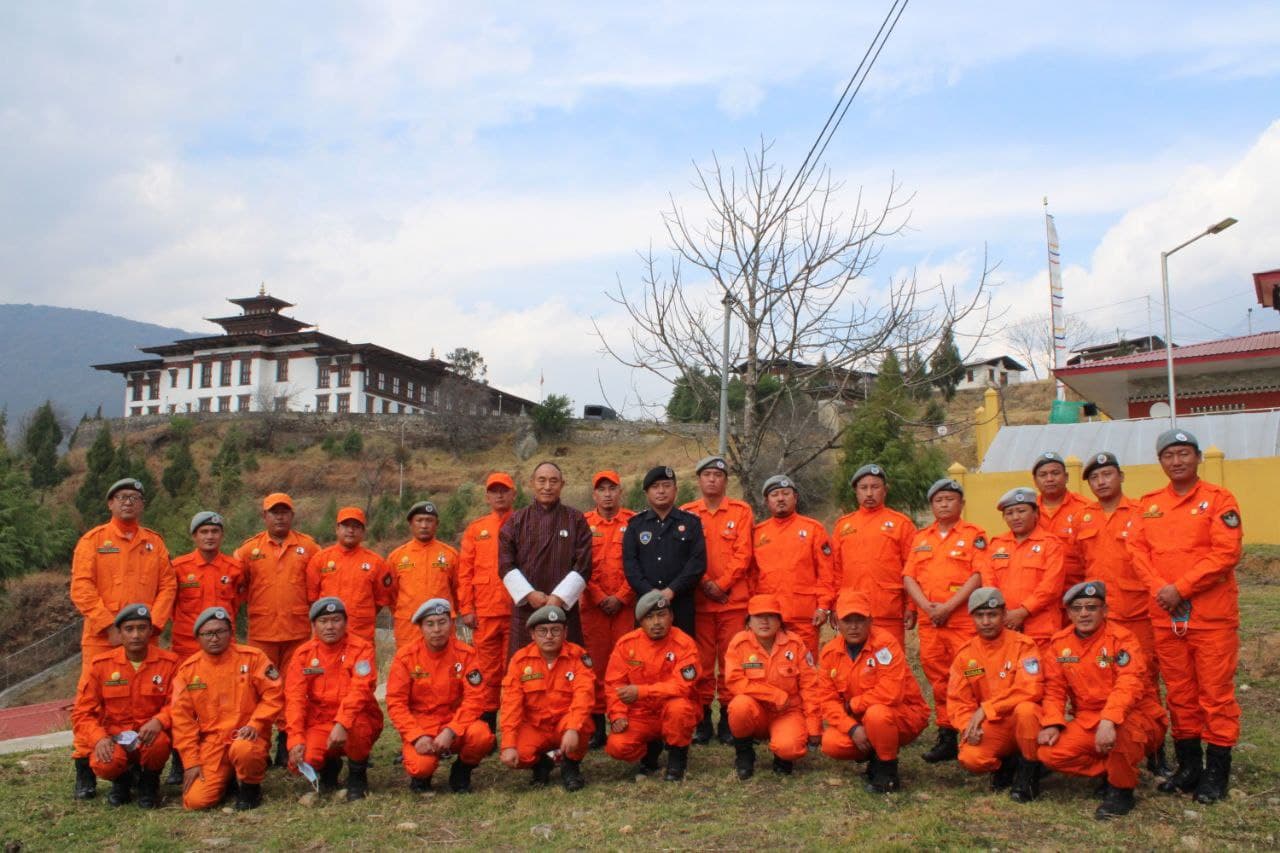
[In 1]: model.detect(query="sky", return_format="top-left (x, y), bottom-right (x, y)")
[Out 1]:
top-left (2, 1), bottom-right (1278, 414)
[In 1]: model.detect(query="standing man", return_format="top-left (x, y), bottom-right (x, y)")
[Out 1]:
top-left (831, 464), bottom-right (917, 646)
top-left (750, 475), bottom-right (836, 658)
top-left (235, 492), bottom-right (320, 767)
top-left (171, 512), bottom-right (244, 661)
top-left (623, 466), bottom-right (706, 637)
top-left (1126, 429), bottom-right (1243, 804)
top-left (982, 488), bottom-right (1065, 654)
top-left (458, 473), bottom-right (516, 731)
top-left (498, 462), bottom-right (593, 657)
top-left (1032, 451), bottom-right (1090, 597)
top-left (306, 506), bottom-right (394, 645)
top-left (581, 470), bottom-right (637, 748)
top-left (903, 478), bottom-right (986, 764)
top-left (387, 501), bottom-right (460, 648)
top-left (683, 455), bottom-right (754, 746)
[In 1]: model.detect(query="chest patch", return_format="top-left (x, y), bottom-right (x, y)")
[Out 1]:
top-left (639, 531), bottom-right (652, 545)
top-left (874, 647), bottom-right (893, 666)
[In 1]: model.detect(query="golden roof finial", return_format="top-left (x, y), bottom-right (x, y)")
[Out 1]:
top-left (259, 281), bottom-right (266, 296)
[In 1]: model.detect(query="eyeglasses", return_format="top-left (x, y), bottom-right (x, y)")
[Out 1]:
top-left (113, 495), bottom-right (143, 505)
top-left (197, 628), bottom-right (231, 639)
top-left (1068, 603), bottom-right (1102, 613)
top-left (532, 626), bottom-right (565, 638)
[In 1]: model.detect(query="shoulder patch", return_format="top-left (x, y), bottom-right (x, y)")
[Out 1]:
top-left (265, 665), bottom-right (280, 681)
top-left (1022, 658), bottom-right (1039, 675)
top-left (874, 647), bottom-right (893, 665)
top-left (1220, 510), bottom-right (1241, 529)
top-left (680, 664), bottom-right (696, 681)
top-left (581, 654), bottom-right (593, 669)
top-left (821, 543), bottom-right (832, 556)
top-left (466, 668), bottom-right (483, 686)
top-left (354, 660), bottom-right (372, 677)
top-left (974, 536), bottom-right (986, 550)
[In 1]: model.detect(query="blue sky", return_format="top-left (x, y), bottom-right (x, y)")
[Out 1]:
top-left (2, 2), bottom-right (1278, 411)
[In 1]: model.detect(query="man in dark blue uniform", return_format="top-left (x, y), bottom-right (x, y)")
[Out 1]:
top-left (623, 466), bottom-right (707, 635)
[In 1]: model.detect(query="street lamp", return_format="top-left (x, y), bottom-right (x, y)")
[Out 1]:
top-left (1159, 217), bottom-right (1237, 428)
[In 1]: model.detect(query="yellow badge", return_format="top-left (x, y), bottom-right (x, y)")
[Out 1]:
top-left (327, 561), bottom-right (336, 569)
top-left (829, 668), bottom-right (838, 678)
top-left (191, 675), bottom-right (201, 683)
top-left (103, 540), bottom-right (112, 547)
top-left (524, 665), bottom-right (533, 675)
top-left (110, 671), bottom-right (120, 681)
top-left (478, 529), bottom-right (490, 539)
top-left (1149, 504), bottom-right (1159, 513)
top-left (748, 655), bottom-right (758, 663)
top-left (187, 573), bottom-right (196, 581)
top-left (400, 557), bottom-right (412, 566)
top-left (251, 547), bottom-right (261, 556)
top-left (1082, 514), bottom-right (1092, 522)
top-left (1060, 647), bottom-right (1071, 657)
top-left (310, 658), bottom-right (320, 667)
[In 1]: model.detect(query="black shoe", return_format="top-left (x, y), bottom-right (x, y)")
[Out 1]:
top-left (480, 710), bottom-right (498, 735)
top-left (1095, 785), bottom-right (1136, 819)
top-left (734, 738), bottom-right (756, 781)
top-left (561, 758), bottom-right (585, 792)
top-left (74, 757), bottom-right (97, 800)
top-left (865, 757), bottom-right (900, 793)
top-left (345, 760), bottom-right (369, 801)
top-left (449, 760), bottom-right (476, 793)
top-left (318, 757), bottom-right (343, 795)
top-left (218, 777), bottom-right (239, 807)
top-left (107, 768), bottom-right (135, 806)
top-left (1009, 757), bottom-right (1041, 804)
top-left (233, 781), bottom-right (262, 811)
top-left (771, 756), bottom-right (793, 776)
top-left (530, 756), bottom-right (554, 786)
top-left (1193, 745), bottom-right (1232, 805)
top-left (1158, 738), bottom-right (1203, 794)
top-left (865, 754), bottom-right (879, 779)
top-left (693, 706), bottom-right (714, 745)
top-left (922, 727), bottom-right (959, 763)
top-left (1147, 739), bottom-right (1173, 778)
top-left (716, 707), bottom-right (734, 745)
top-left (588, 714), bottom-right (607, 750)
top-left (991, 754), bottom-right (1017, 791)
top-left (1094, 775), bottom-right (1111, 799)
top-left (136, 769), bottom-right (161, 809)
top-left (638, 740), bottom-right (663, 774)
top-left (664, 745), bottom-right (688, 782)
top-left (272, 730), bottom-right (288, 769)
top-left (409, 776), bottom-right (432, 792)
top-left (164, 750), bottom-right (184, 786)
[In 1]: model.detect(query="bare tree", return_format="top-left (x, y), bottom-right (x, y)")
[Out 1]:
top-left (598, 140), bottom-right (996, 508)
top-left (1004, 313), bottom-right (1104, 380)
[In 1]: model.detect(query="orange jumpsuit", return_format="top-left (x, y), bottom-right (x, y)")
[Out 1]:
top-left (981, 528), bottom-right (1065, 653)
top-left (724, 629), bottom-right (822, 760)
top-left (1037, 490), bottom-right (1091, 596)
top-left (305, 544), bottom-right (393, 644)
top-left (283, 634), bottom-right (383, 768)
top-left (1037, 621), bottom-right (1152, 788)
top-left (384, 636), bottom-right (494, 779)
top-left (946, 629), bottom-right (1044, 773)
top-left (683, 497), bottom-right (755, 709)
top-left (386, 537), bottom-right (460, 648)
top-left (170, 550), bottom-right (245, 660)
top-left (170, 644), bottom-right (284, 810)
top-left (581, 508), bottom-right (637, 715)
top-left (457, 510), bottom-right (514, 712)
top-left (603, 626), bottom-right (701, 761)
top-left (903, 520), bottom-right (986, 728)
top-left (831, 506), bottom-right (917, 645)
top-left (1126, 480), bottom-right (1243, 747)
top-left (815, 627), bottom-right (930, 762)
top-left (750, 514), bottom-right (836, 657)
top-left (499, 641), bottom-right (596, 767)
top-left (72, 645), bottom-right (179, 778)
top-left (70, 521), bottom-right (175, 670)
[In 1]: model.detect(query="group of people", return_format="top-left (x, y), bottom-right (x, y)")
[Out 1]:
top-left (67, 426), bottom-right (1243, 821)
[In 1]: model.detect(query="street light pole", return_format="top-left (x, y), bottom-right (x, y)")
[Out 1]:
top-left (1159, 217), bottom-right (1237, 428)
top-left (719, 293), bottom-right (733, 457)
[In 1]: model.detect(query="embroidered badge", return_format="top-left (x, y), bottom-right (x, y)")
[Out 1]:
top-left (466, 669), bottom-right (483, 685)
top-left (874, 647), bottom-right (893, 665)
top-left (974, 536), bottom-right (986, 550)
top-left (265, 665), bottom-right (280, 680)
top-left (681, 665), bottom-right (696, 681)
top-left (1023, 658), bottom-right (1039, 674)
top-left (1221, 510), bottom-right (1241, 529)
top-left (639, 531), bottom-right (653, 545)
top-left (581, 654), bottom-right (593, 669)
top-left (354, 660), bottom-right (372, 676)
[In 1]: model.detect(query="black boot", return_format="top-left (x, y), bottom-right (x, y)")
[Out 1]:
top-left (409, 776), bottom-right (432, 792)
top-left (1093, 775), bottom-right (1111, 798)
top-left (74, 757), bottom-right (97, 800)
top-left (449, 759), bottom-right (476, 793)
top-left (1009, 757), bottom-right (1041, 804)
top-left (734, 738), bottom-right (756, 780)
top-left (1147, 738), bottom-right (1173, 778)
top-left (771, 756), bottom-right (793, 776)
top-left (1193, 745), bottom-right (1232, 804)
top-left (164, 750), bottom-right (184, 786)
top-left (638, 740), bottom-right (663, 774)
top-left (272, 730), bottom-right (288, 768)
top-left (716, 706), bottom-right (734, 745)
top-left (561, 758), bottom-right (586, 792)
top-left (664, 745), bottom-right (688, 782)
top-left (991, 754), bottom-right (1017, 791)
top-left (345, 760), bottom-right (369, 801)
top-left (1095, 785), bottom-right (1136, 819)
top-left (480, 710), bottom-right (498, 735)
top-left (136, 769), bottom-right (161, 809)
top-left (865, 757), bottom-right (900, 793)
top-left (588, 714), bottom-right (607, 750)
top-left (530, 755), bottom-right (554, 786)
top-left (107, 767), bottom-right (135, 806)
top-left (921, 727), bottom-right (958, 763)
top-left (219, 776), bottom-right (239, 807)
top-left (692, 705), bottom-right (714, 745)
top-left (318, 757), bottom-right (342, 794)
top-left (1158, 737), bottom-right (1203, 794)
top-left (234, 781), bottom-right (262, 810)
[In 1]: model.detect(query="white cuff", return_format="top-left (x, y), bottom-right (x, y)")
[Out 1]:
top-left (551, 571), bottom-right (586, 609)
top-left (503, 569), bottom-right (535, 606)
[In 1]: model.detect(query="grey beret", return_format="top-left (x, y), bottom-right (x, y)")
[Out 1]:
top-left (411, 598), bottom-right (452, 624)
top-left (927, 478), bottom-right (964, 501)
top-left (193, 606), bottom-right (233, 637)
top-left (189, 511), bottom-right (224, 534)
top-left (406, 501), bottom-right (438, 520)
top-left (997, 487), bottom-right (1038, 511)
top-left (1063, 580), bottom-right (1106, 606)
top-left (967, 587), bottom-right (1005, 614)
top-left (1156, 428), bottom-right (1199, 455)
top-left (634, 589), bottom-right (670, 622)
top-left (1031, 451), bottom-right (1066, 474)
top-left (1082, 451), bottom-right (1121, 480)
top-left (761, 475), bottom-right (796, 498)
top-left (113, 603), bottom-right (152, 627)
top-left (526, 605), bottom-right (567, 630)
top-left (850, 463), bottom-right (887, 488)
top-left (643, 466), bottom-right (676, 490)
top-left (309, 596), bottom-right (346, 621)
top-left (695, 455), bottom-right (728, 475)
top-left (106, 478), bottom-right (144, 500)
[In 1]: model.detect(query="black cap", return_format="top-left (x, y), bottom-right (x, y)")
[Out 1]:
top-left (1082, 452), bottom-right (1121, 480)
top-left (643, 466), bottom-right (676, 490)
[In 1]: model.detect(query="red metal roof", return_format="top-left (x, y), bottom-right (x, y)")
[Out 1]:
top-left (0, 699), bottom-right (72, 740)
top-left (1056, 331), bottom-right (1280, 374)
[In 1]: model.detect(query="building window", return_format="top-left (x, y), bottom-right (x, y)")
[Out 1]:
top-left (167, 404), bottom-right (176, 414)
top-left (274, 396), bottom-right (289, 412)
top-left (185, 402), bottom-right (192, 413)
top-left (316, 395), bottom-right (330, 413)
top-left (239, 359), bottom-right (251, 385)
top-left (130, 406), bottom-right (141, 417)
top-left (381, 399), bottom-right (390, 413)
top-left (377, 372), bottom-right (385, 390)
top-left (365, 396), bottom-right (373, 412)
top-left (219, 360), bottom-right (232, 387)
top-left (130, 378), bottom-right (143, 402)
top-left (317, 366), bottom-right (330, 389)
top-left (392, 377), bottom-right (400, 396)
top-left (276, 359), bottom-right (289, 382)
top-left (237, 394), bottom-right (251, 412)
top-left (420, 385), bottom-right (427, 403)
top-left (987, 368), bottom-right (995, 381)
top-left (148, 406), bottom-right (160, 415)
top-left (200, 363), bottom-right (212, 388)
top-left (336, 393), bottom-right (350, 413)
top-left (338, 365), bottom-right (351, 387)
top-left (198, 397), bottom-right (212, 412)
top-left (1000, 372), bottom-right (1009, 387)
top-left (407, 380), bottom-right (415, 399)
top-left (148, 374), bottom-right (160, 400)
top-left (169, 369), bottom-right (178, 388)
top-left (397, 403), bottom-right (405, 414)
top-left (217, 396), bottom-right (231, 412)
top-left (433, 388), bottom-right (440, 406)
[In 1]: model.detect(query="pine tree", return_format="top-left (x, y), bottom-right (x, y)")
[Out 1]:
top-left (929, 325), bottom-right (964, 402)
top-left (75, 424), bottom-right (117, 525)
top-left (24, 402), bottom-right (66, 490)
top-left (162, 438), bottom-right (199, 498)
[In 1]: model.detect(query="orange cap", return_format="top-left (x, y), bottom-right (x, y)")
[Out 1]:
top-left (262, 492), bottom-right (293, 511)
top-left (336, 506), bottom-right (366, 526)
top-left (592, 470), bottom-right (621, 487)
top-left (835, 589), bottom-right (873, 620)
top-left (485, 472), bottom-right (515, 491)
top-left (747, 594), bottom-right (784, 617)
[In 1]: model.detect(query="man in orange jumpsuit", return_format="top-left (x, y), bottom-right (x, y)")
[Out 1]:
top-left (458, 472), bottom-right (516, 730)
top-left (831, 464), bottom-right (917, 646)
top-left (945, 587), bottom-right (1044, 802)
top-left (683, 455), bottom-right (754, 745)
top-left (725, 594), bottom-right (822, 780)
top-left (171, 512), bottom-right (244, 661)
top-left (306, 506), bottom-right (393, 644)
top-left (284, 597), bottom-right (382, 801)
top-left (385, 598), bottom-right (494, 793)
top-left (902, 477), bottom-right (986, 764)
top-left (70, 477), bottom-right (175, 799)
top-left (1036, 581), bottom-right (1153, 819)
top-left (1126, 428), bottom-right (1243, 804)
top-left (581, 470), bottom-right (636, 748)
top-left (1075, 451), bottom-right (1171, 777)
top-left (982, 488), bottom-right (1065, 653)
top-left (1032, 451), bottom-right (1090, 597)
top-left (171, 606), bottom-right (284, 811)
top-left (387, 501), bottom-right (460, 648)
top-left (603, 590), bottom-right (701, 781)
top-left (750, 475), bottom-right (835, 658)
top-left (71, 603), bottom-right (179, 808)
top-left (815, 590), bottom-right (930, 793)
top-left (234, 492), bottom-right (320, 767)
top-left (499, 605), bottom-right (596, 791)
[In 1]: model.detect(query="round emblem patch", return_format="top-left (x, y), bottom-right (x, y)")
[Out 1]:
top-left (354, 660), bottom-right (372, 676)
top-left (874, 647), bottom-right (893, 665)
